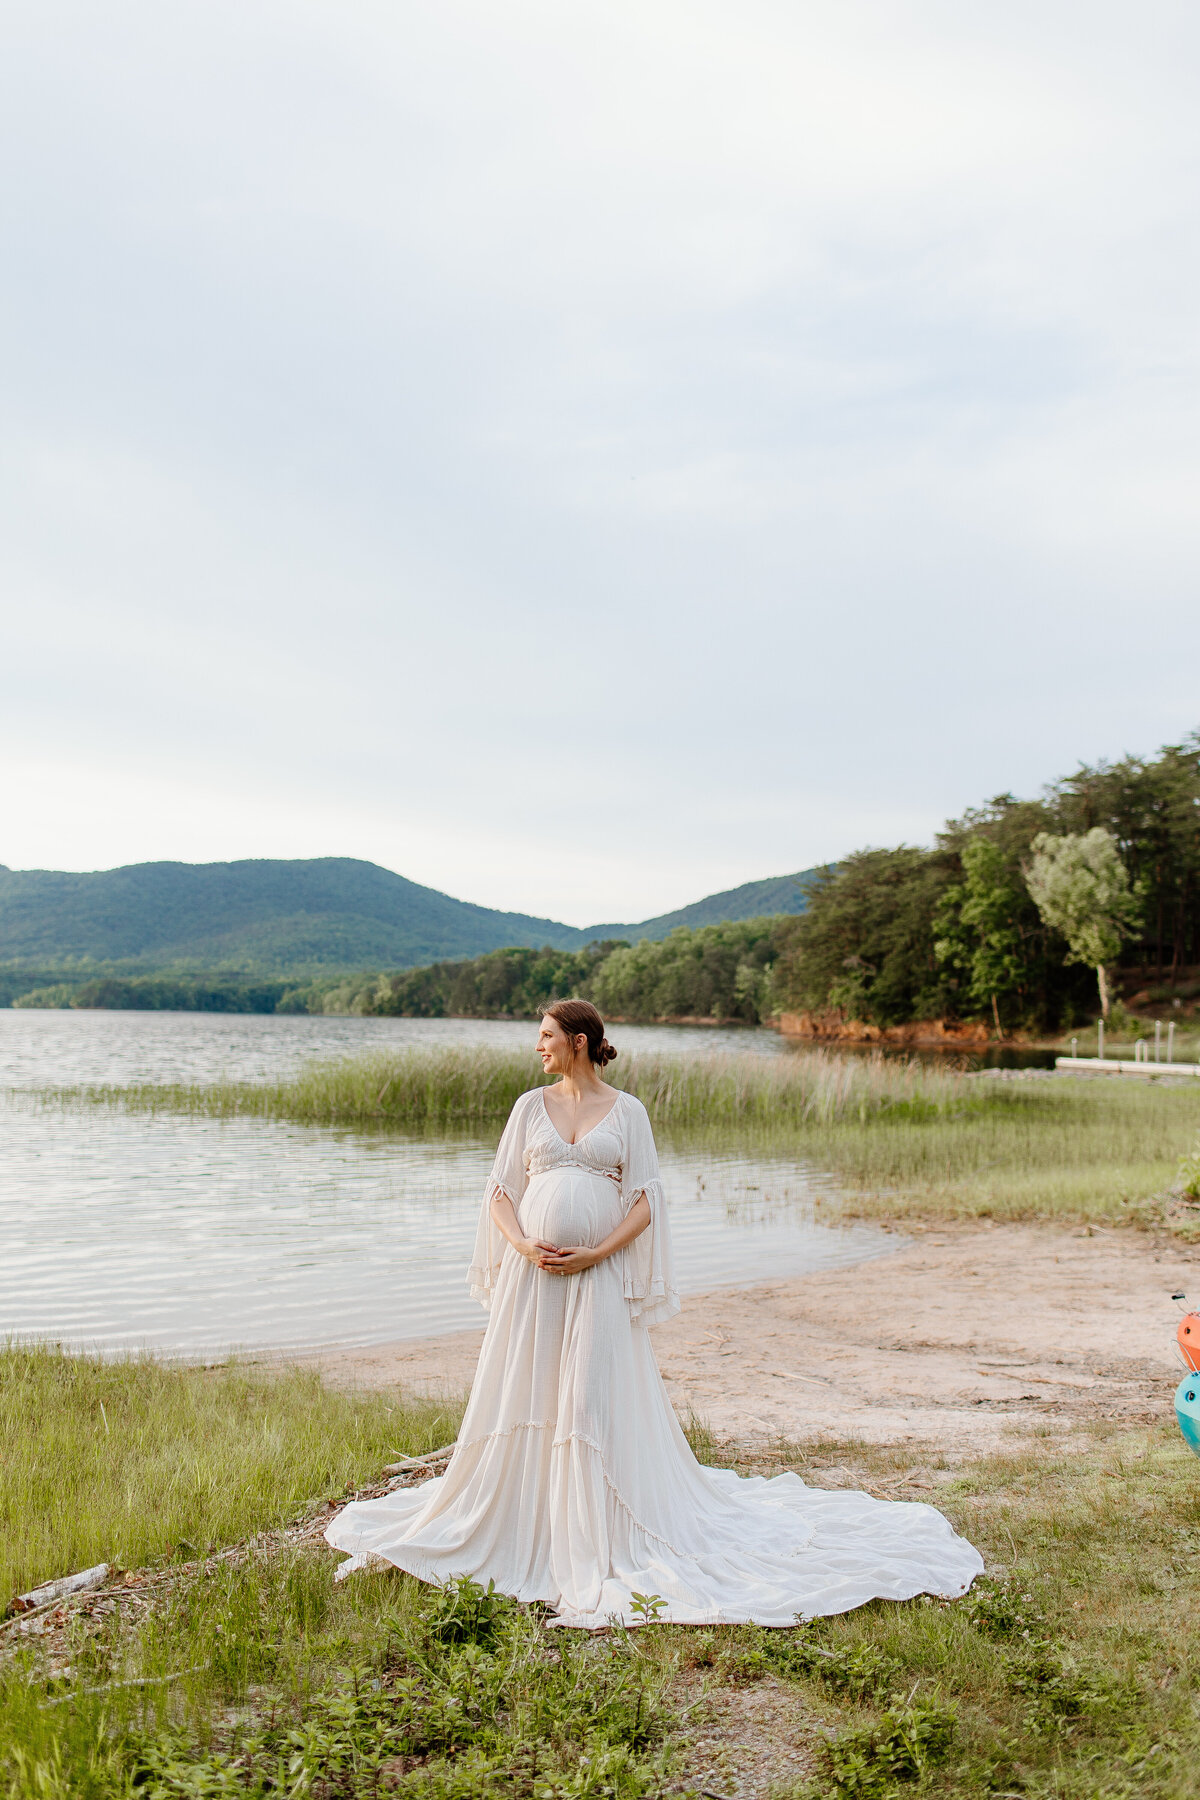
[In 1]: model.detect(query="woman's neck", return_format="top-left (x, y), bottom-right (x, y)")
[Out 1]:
top-left (557, 1064), bottom-right (605, 1101)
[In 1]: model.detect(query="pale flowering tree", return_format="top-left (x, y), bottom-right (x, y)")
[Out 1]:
top-left (1024, 828), bottom-right (1141, 1020)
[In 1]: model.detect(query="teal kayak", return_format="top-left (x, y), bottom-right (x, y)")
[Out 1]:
top-left (1176, 1372), bottom-right (1200, 1457)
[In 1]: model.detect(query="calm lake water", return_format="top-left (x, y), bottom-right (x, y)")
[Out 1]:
top-left (0, 1011), bottom-right (899, 1356)
top-left (0, 1009), bottom-right (794, 1090)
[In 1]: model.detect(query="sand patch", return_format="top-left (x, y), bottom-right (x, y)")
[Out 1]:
top-left (297, 1223), bottom-right (1197, 1457)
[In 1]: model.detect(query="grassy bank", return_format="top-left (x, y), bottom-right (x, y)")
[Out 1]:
top-left (795, 1074), bottom-right (1200, 1224)
top-left (0, 1346), bottom-right (460, 1603)
top-left (5, 1346), bottom-right (1200, 1796)
top-left (74, 1045), bottom-right (1200, 1226)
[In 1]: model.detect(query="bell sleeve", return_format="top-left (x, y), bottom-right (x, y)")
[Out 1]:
top-left (620, 1096), bottom-right (680, 1329)
top-left (468, 1089), bottom-right (534, 1309)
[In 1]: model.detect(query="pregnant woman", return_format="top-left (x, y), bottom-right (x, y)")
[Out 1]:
top-left (326, 1001), bottom-right (983, 1627)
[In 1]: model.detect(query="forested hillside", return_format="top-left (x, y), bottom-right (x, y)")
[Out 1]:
top-left (317, 733), bottom-right (1200, 1034)
top-left (0, 857), bottom-right (815, 980)
top-left (7, 737), bottom-right (1195, 1030)
top-left (582, 871), bottom-right (816, 940)
top-left (0, 859), bottom-right (583, 971)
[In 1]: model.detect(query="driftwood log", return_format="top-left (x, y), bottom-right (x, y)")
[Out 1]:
top-left (12, 1563), bottom-right (109, 1615)
top-left (382, 1443), bottom-right (457, 1479)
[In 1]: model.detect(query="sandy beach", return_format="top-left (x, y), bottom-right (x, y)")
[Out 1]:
top-left (302, 1221), bottom-right (1197, 1458)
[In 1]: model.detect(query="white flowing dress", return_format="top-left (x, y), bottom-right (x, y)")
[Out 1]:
top-left (325, 1087), bottom-right (983, 1627)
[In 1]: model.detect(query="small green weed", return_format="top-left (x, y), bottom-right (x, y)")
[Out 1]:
top-left (1177, 1136), bottom-right (1200, 1198)
top-left (423, 1574), bottom-right (510, 1651)
top-left (1004, 1641), bottom-right (1126, 1735)
top-left (766, 1631), bottom-right (901, 1702)
top-left (808, 1696), bottom-right (957, 1797)
top-left (961, 1576), bottom-right (1048, 1641)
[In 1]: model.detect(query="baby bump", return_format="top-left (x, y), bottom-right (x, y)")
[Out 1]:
top-left (521, 1168), bottom-right (623, 1246)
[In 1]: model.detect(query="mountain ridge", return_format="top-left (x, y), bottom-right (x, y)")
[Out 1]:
top-left (0, 856), bottom-right (819, 975)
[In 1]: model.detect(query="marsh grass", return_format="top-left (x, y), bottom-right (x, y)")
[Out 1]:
top-left (71, 1044), bottom-right (967, 1132)
top-left (0, 1344), bottom-right (460, 1601)
top-left (788, 1073), bottom-right (1200, 1223)
top-left (76, 1045), bottom-right (1200, 1226)
top-left (6, 1371), bottom-right (1200, 1797)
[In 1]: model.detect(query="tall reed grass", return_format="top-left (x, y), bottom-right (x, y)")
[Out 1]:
top-left (799, 1076), bottom-right (1200, 1221)
top-left (77, 1044), bottom-right (968, 1131)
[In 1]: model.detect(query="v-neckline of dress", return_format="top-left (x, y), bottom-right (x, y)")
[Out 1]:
top-left (540, 1086), bottom-right (622, 1149)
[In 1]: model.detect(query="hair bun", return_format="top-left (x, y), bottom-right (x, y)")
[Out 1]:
top-left (542, 999), bottom-right (615, 1068)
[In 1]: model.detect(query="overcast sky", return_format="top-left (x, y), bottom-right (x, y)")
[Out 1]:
top-left (3, 2), bottom-right (1199, 926)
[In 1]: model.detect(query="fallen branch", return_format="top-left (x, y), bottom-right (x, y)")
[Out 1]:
top-left (12, 1564), bottom-right (109, 1614)
top-left (382, 1442), bottom-right (457, 1477)
top-left (42, 1664), bottom-right (208, 1707)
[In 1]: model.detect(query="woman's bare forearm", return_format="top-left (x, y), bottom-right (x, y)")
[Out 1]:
top-left (489, 1189), bottom-right (539, 1259)
top-left (594, 1191), bottom-right (651, 1260)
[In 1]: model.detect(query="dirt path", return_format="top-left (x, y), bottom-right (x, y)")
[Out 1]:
top-left (301, 1222), bottom-right (1198, 1457)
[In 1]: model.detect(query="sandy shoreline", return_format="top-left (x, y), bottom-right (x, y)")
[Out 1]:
top-left (295, 1222), bottom-right (1197, 1457)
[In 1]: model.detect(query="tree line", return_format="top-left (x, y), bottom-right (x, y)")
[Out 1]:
top-left (361, 922), bottom-right (782, 1024)
top-left (9, 974), bottom-right (303, 1013)
top-left (773, 732), bottom-right (1200, 1032)
top-left (4, 924), bottom-right (788, 1024)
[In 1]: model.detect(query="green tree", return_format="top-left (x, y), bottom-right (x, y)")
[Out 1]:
top-left (933, 837), bottom-right (1031, 1035)
top-left (1051, 733), bottom-right (1200, 981)
top-left (588, 920), bottom-right (779, 1023)
top-left (1024, 828), bottom-right (1141, 1019)
top-left (770, 849), bottom-right (957, 1027)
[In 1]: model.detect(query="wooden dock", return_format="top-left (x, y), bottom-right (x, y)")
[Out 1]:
top-left (1055, 1055), bottom-right (1200, 1077)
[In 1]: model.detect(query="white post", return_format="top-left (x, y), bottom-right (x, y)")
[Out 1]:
top-left (1169, 1021), bottom-right (1176, 1064)
top-left (1155, 1020), bottom-right (1162, 1063)
top-left (1071, 1037), bottom-right (1078, 1060)
top-left (1098, 1019), bottom-right (1104, 1062)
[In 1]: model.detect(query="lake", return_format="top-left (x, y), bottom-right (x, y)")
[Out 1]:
top-left (0, 1010), bottom-right (899, 1356)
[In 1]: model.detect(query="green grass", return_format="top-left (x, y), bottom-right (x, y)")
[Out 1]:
top-left (2, 1557), bottom-right (679, 1799)
top-left (72, 1045), bottom-right (1200, 1226)
top-left (5, 1349), bottom-right (1200, 1798)
top-left (69, 1044), bottom-right (966, 1131)
top-left (668, 1423), bottom-right (1200, 1797)
top-left (792, 1073), bottom-right (1200, 1223)
top-left (0, 1345), bottom-right (460, 1602)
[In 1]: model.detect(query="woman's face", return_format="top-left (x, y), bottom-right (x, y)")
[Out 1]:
top-left (537, 1015), bottom-right (584, 1075)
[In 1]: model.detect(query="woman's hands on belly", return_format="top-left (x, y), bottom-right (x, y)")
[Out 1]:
top-left (536, 1192), bottom-right (653, 1278)
top-left (489, 1188), bottom-right (574, 1271)
top-left (537, 1242), bottom-right (600, 1275)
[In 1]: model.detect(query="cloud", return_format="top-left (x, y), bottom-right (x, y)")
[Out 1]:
top-left (2, 0), bottom-right (1198, 922)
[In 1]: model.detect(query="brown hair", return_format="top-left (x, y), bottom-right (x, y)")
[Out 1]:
top-left (542, 998), bottom-right (618, 1067)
